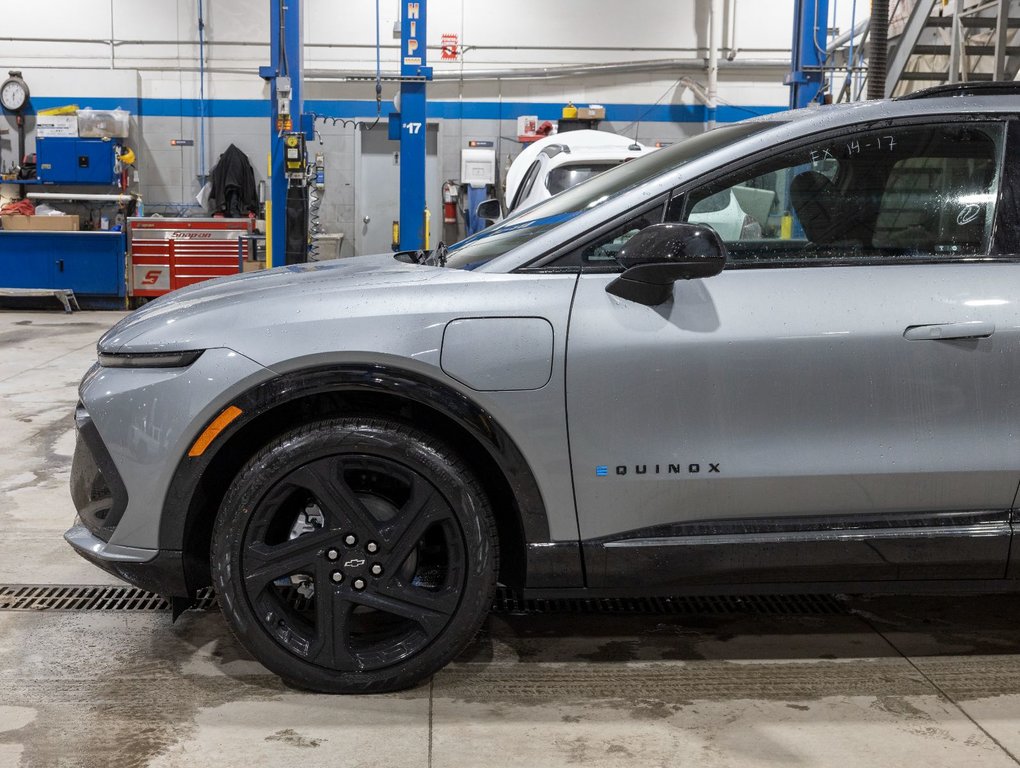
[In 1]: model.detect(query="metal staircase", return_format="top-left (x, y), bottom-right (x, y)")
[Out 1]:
top-left (886, 0), bottom-right (1020, 96)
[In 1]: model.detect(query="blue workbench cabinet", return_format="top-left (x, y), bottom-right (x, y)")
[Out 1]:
top-left (0, 231), bottom-right (126, 300)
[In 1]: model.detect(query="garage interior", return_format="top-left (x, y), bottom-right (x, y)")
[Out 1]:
top-left (5, 1), bottom-right (1020, 766)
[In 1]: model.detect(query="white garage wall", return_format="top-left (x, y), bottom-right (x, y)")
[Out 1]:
top-left (0, 0), bottom-right (863, 252)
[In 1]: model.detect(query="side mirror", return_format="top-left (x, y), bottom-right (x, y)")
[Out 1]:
top-left (606, 222), bottom-right (726, 306)
top-left (475, 198), bottom-right (501, 223)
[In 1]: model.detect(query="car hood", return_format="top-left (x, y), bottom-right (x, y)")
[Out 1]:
top-left (99, 253), bottom-right (475, 356)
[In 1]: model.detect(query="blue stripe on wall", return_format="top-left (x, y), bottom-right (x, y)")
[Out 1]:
top-left (30, 97), bottom-right (272, 118)
top-left (30, 97), bottom-right (787, 123)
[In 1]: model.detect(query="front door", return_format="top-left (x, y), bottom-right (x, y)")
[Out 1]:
top-left (565, 118), bottom-right (1020, 589)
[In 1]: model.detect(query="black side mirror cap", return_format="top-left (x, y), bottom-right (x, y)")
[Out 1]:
top-left (606, 222), bottom-right (726, 306)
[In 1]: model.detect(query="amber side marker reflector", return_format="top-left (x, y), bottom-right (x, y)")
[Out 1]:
top-left (188, 406), bottom-right (243, 457)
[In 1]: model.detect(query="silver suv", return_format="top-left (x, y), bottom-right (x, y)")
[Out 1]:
top-left (67, 83), bottom-right (1020, 693)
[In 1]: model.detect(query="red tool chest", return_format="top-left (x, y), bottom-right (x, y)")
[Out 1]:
top-left (128, 217), bottom-right (253, 298)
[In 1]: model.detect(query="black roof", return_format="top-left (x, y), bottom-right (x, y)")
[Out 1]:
top-left (897, 81), bottom-right (1020, 100)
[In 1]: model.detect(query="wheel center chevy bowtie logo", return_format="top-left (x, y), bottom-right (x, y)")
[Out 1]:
top-left (344, 558), bottom-right (365, 568)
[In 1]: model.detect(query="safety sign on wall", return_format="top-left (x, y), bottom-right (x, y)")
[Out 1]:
top-left (441, 33), bottom-right (459, 60)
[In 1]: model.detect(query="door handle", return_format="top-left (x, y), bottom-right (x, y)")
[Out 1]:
top-left (57, 259), bottom-right (64, 273)
top-left (903, 321), bottom-right (995, 341)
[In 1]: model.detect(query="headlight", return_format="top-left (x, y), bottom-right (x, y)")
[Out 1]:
top-left (97, 350), bottom-right (204, 368)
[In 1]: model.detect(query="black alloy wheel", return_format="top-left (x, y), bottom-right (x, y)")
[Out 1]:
top-left (211, 417), bottom-right (498, 693)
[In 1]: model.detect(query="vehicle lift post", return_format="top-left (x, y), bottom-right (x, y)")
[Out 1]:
top-left (261, 0), bottom-right (313, 267)
top-left (786, 0), bottom-right (830, 109)
top-left (389, 0), bottom-right (433, 251)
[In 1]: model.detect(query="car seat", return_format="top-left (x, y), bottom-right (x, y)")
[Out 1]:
top-left (789, 170), bottom-right (851, 246)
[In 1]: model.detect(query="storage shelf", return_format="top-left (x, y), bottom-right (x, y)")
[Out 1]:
top-left (1, 179), bottom-right (120, 187)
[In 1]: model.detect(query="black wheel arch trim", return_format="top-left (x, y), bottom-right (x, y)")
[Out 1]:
top-left (160, 362), bottom-right (579, 593)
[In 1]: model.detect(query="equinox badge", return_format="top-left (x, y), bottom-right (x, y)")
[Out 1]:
top-left (596, 463), bottom-right (721, 476)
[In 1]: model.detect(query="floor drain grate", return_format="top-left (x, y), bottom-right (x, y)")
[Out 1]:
top-left (0, 584), bottom-right (217, 612)
top-left (0, 584), bottom-right (847, 616)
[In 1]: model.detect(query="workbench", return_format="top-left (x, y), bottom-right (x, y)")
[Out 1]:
top-left (0, 230), bottom-right (126, 308)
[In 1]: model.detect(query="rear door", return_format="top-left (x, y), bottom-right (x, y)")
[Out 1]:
top-left (563, 117), bottom-right (1020, 589)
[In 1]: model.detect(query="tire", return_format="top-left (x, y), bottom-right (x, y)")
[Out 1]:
top-left (210, 416), bottom-right (498, 693)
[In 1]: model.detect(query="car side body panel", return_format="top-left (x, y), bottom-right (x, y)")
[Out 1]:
top-left (567, 264), bottom-right (1020, 544)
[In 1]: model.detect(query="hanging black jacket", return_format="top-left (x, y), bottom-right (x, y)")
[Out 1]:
top-left (208, 144), bottom-right (258, 218)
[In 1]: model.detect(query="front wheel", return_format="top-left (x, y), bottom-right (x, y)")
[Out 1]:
top-left (211, 417), bottom-right (498, 693)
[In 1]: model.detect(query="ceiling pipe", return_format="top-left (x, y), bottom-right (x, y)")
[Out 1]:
top-left (0, 37), bottom-right (791, 55)
top-left (197, 0), bottom-right (207, 182)
top-left (27, 192), bottom-right (137, 202)
top-left (826, 18), bottom-right (870, 54)
top-left (304, 57), bottom-right (788, 82)
top-left (677, 76), bottom-right (711, 105)
top-left (708, 0), bottom-right (723, 128)
top-left (721, 0), bottom-right (737, 59)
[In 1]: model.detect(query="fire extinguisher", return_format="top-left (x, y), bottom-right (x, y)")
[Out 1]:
top-left (442, 181), bottom-right (458, 224)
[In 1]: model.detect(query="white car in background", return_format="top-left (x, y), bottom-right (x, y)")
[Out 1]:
top-left (480, 130), bottom-right (772, 240)
top-left (687, 185), bottom-right (776, 240)
top-left (478, 130), bottom-right (652, 222)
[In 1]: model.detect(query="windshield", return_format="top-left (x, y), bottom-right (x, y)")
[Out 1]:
top-left (443, 120), bottom-right (777, 270)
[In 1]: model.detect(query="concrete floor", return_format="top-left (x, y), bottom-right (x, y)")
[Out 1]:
top-left (4, 309), bottom-right (1020, 768)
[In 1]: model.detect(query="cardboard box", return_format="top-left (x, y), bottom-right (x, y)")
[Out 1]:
top-left (576, 106), bottom-right (606, 120)
top-left (36, 115), bottom-right (79, 138)
top-left (2, 215), bottom-right (80, 231)
top-left (242, 260), bottom-right (265, 272)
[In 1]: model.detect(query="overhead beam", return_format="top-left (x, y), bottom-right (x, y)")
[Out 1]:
top-left (948, 0), bottom-right (965, 83)
top-left (886, 0), bottom-right (937, 97)
top-left (995, 0), bottom-right (1010, 80)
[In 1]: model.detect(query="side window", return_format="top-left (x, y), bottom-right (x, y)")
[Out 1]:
top-left (551, 202), bottom-right (666, 268)
top-left (676, 122), bottom-right (1003, 265)
top-left (873, 153), bottom-right (997, 253)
